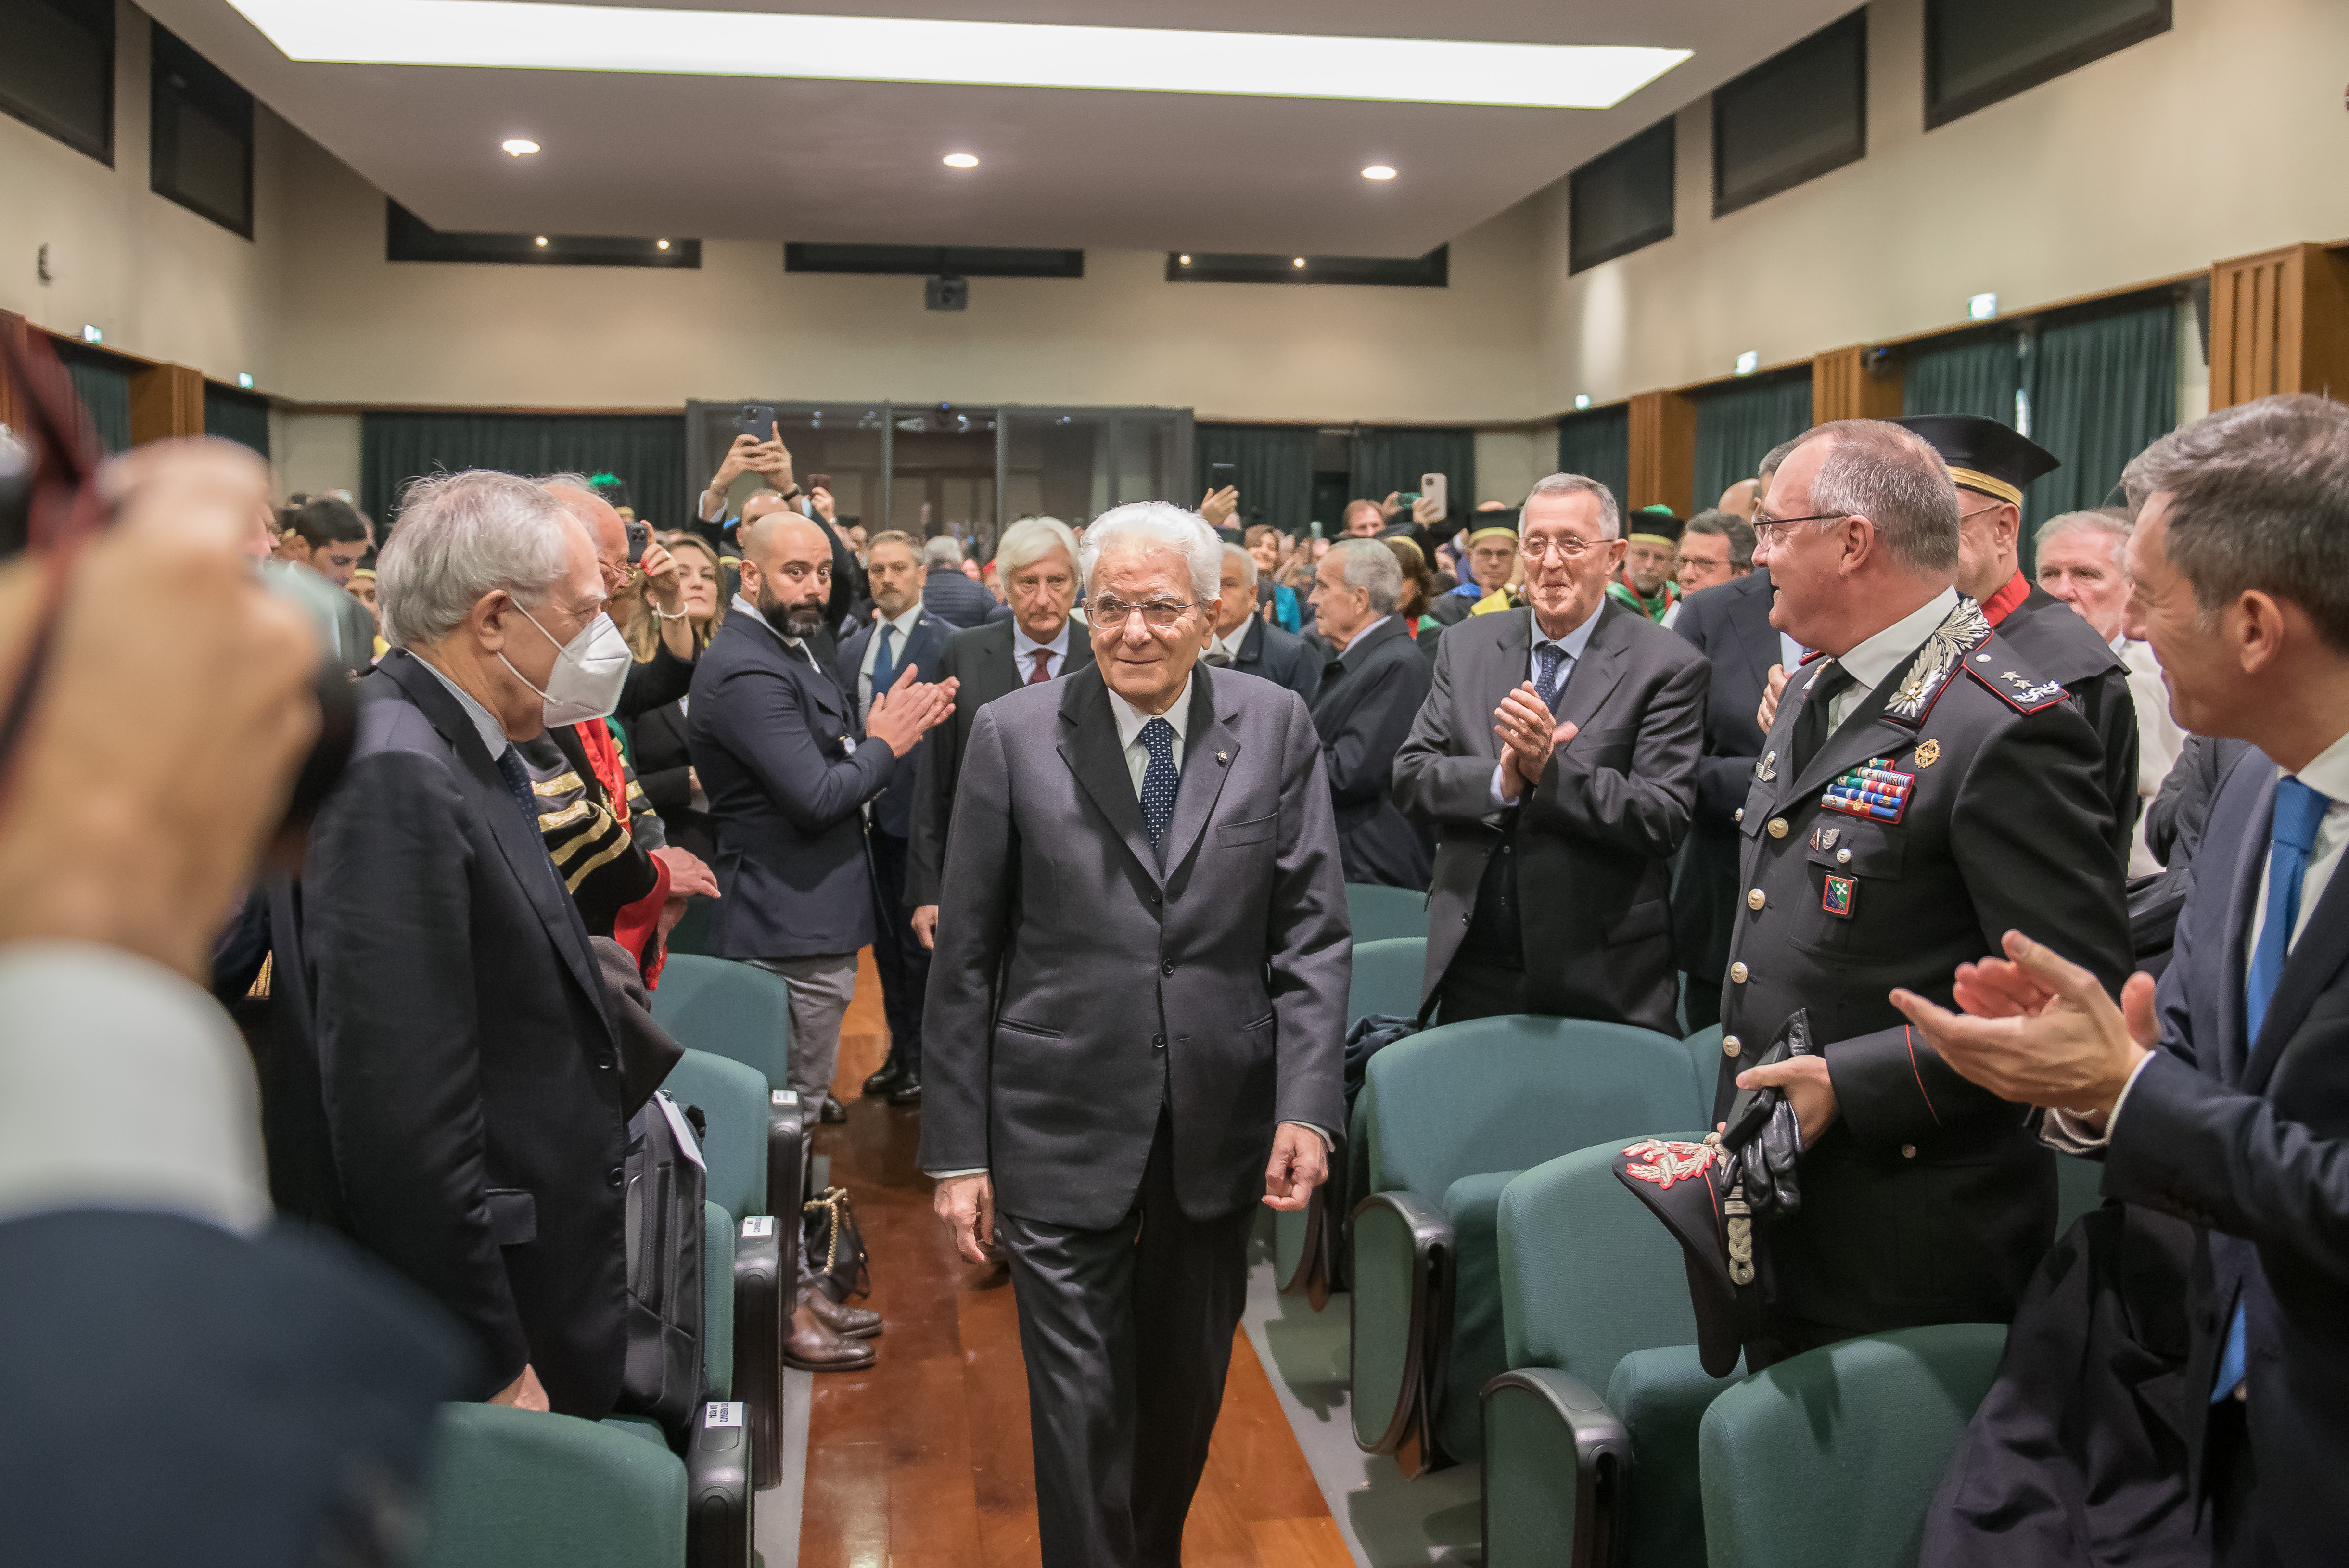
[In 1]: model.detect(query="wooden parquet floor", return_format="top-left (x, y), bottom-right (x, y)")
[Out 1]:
top-left (801, 951), bottom-right (1355, 1568)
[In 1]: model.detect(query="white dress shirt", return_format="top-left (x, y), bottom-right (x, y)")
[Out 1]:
top-left (1013, 620), bottom-right (1073, 685)
top-left (0, 943), bottom-right (271, 1234)
top-left (1487, 599), bottom-right (1607, 809)
top-left (2047, 725), bottom-right (2349, 1150)
top-left (2119, 637), bottom-right (2190, 878)
top-left (858, 604), bottom-right (926, 709)
top-left (416, 655), bottom-right (514, 758)
top-left (1821, 587), bottom-right (1959, 732)
top-left (1780, 631), bottom-right (1809, 676)
top-left (1207, 623), bottom-right (1250, 664)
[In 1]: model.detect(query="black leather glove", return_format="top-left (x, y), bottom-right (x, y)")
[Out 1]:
top-left (1721, 1009), bottom-right (1813, 1221)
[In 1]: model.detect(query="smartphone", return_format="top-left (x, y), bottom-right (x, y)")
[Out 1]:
top-left (625, 519), bottom-right (650, 566)
top-left (1308, 520), bottom-right (1323, 539)
top-left (1420, 472), bottom-right (1448, 520)
top-left (1207, 461), bottom-right (1238, 494)
top-left (736, 403), bottom-right (776, 443)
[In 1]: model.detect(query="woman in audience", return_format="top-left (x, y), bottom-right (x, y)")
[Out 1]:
top-left (623, 532), bottom-right (726, 860)
top-left (1381, 535), bottom-right (1442, 642)
top-left (1245, 525), bottom-right (1304, 632)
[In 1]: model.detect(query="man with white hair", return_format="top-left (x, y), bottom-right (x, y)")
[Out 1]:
top-left (1207, 542), bottom-right (1321, 703)
top-left (295, 470), bottom-right (635, 1419)
top-left (905, 516), bottom-right (1097, 947)
top-left (920, 531), bottom-right (997, 628)
top-left (1308, 538), bottom-right (1434, 887)
top-left (921, 502), bottom-right (1349, 1568)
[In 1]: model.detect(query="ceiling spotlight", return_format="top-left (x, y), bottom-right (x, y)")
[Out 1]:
top-left (656, 238), bottom-right (670, 250)
top-left (1292, 257), bottom-right (1306, 268)
top-left (1178, 254), bottom-right (1191, 265)
top-left (1574, 394), bottom-right (1591, 410)
top-left (942, 152), bottom-right (979, 168)
top-left (1361, 165), bottom-right (1396, 180)
top-left (534, 235), bottom-right (549, 246)
top-left (501, 138), bottom-right (540, 156)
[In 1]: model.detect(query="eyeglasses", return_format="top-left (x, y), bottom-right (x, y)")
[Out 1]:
top-left (1088, 596), bottom-right (1197, 629)
top-left (1751, 511), bottom-right (1848, 546)
top-left (1673, 552), bottom-right (1730, 572)
top-left (1519, 536), bottom-right (1601, 562)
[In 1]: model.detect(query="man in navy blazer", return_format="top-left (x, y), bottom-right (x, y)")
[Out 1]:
top-left (691, 511), bottom-right (955, 1124)
top-left (1900, 395), bottom-right (2349, 1568)
top-left (835, 529), bottom-right (953, 1103)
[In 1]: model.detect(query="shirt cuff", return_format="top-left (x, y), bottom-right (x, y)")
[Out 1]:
top-left (1281, 1120), bottom-right (1335, 1152)
top-left (925, 1167), bottom-right (988, 1180)
top-left (2039, 1050), bottom-right (2158, 1153)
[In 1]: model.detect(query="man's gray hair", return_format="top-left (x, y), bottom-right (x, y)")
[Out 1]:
top-left (1326, 537), bottom-right (1403, 616)
top-left (995, 516), bottom-right (1080, 580)
top-left (2035, 510), bottom-right (2129, 565)
top-left (923, 535), bottom-right (964, 569)
top-left (2121, 394), bottom-right (2349, 650)
top-left (379, 470), bottom-right (578, 648)
top-left (1525, 472), bottom-right (1622, 538)
top-left (1685, 508), bottom-right (1758, 570)
top-left (1758, 436), bottom-right (1805, 482)
top-left (1791, 420), bottom-right (1961, 575)
top-left (1079, 502), bottom-right (1222, 601)
top-left (1222, 542), bottom-right (1260, 589)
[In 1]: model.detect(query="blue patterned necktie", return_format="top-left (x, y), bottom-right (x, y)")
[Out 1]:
top-left (1138, 717), bottom-right (1180, 845)
top-left (1534, 642), bottom-right (1570, 714)
top-left (869, 624), bottom-right (897, 701)
top-left (493, 745), bottom-right (543, 835)
top-left (2213, 774), bottom-right (2332, 1403)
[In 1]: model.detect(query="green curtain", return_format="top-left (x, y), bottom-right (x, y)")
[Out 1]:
top-left (1902, 333), bottom-right (2023, 425)
top-left (362, 412), bottom-right (687, 532)
top-left (1692, 374), bottom-right (1814, 510)
top-left (1350, 426), bottom-right (1476, 522)
top-left (204, 385), bottom-right (270, 458)
top-left (1556, 406), bottom-right (1631, 510)
top-left (1192, 422), bottom-right (1317, 534)
top-left (2022, 302), bottom-right (2176, 534)
top-left (63, 358), bottom-right (132, 455)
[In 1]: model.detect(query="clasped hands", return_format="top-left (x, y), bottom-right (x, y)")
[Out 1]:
top-left (1492, 682), bottom-right (1579, 803)
top-left (865, 665), bottom-right (958, 758)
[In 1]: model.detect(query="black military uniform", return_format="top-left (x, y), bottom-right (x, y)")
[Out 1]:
top-left (1895, 416), bottom-right (2139, 867)
top-left (1717, 592), bottom-right (2132, 1365)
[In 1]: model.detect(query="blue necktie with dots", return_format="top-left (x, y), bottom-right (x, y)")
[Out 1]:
top-left (1139, 717), bottom-right (1180, 846)
top-left (1534, 642), bottom-right (1570, 714)
top-left (493, 745), bottom-right (542, 834)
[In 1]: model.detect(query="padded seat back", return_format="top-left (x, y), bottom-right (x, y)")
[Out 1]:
top-left (663, 1050), bottom-right (769, 1222)
top-left (1364, 1015), bottom-right (1707, 1202)
top-left (414, 1403), bottom-right (687, 1568)
top-left (1699, 1323), bottom-right (2007, 1568)
top-left (649, 955), bottom-right (792, 1089)
top-left (2056, 1151), bottom-right (2106, 1234)
top-left (1349, 937), bottom-right (1428, 1025)
top-left (1346, 882), bottom-right (1429, 943)
top-left (1681, 1024), bottom-right (1723, 1097)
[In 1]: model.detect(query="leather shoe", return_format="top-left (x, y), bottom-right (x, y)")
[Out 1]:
top-left (887, 1074), bottom-right (922, 1106)
top-left (805, 1287), bottom-right (883, 1339)
top-left (818, 1097), bottom-right (848, 1124)
top-left (862, 1060), bottom-right (907, 1096)
top-left (783, 1300), bottom-right (876, 1371)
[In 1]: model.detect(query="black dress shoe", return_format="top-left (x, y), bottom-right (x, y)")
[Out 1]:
top-left (818, 1097), bottom-right (848, 1124)
top-left (862, 1060), bottom-right (907, 1097)
top-left (887, 1074), bottom-right (922, 1106)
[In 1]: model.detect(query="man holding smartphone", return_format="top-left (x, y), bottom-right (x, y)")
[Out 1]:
top-left (698, 417), bottom-right (863, 638)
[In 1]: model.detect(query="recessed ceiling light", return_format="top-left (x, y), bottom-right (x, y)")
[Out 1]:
top-left (1361, 165), bottom-right (1396, 180)
top-left (1292, 257), bottom-right (1306, 268)
top-left (501, 138), bottom-right (540, 156)
top-left (534, 235), bottom-right (549, 246)
top-left (656, 238), bottom-right (670, 249)
top-left (942, 152), bottom-right (979, 169)
top-left (226, 1), bottom-right (1692, 109)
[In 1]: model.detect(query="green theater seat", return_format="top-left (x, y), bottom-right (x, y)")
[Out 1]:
top-left (1345, 882), bottom-right (1430, 943)
top-left (1349, 1014), bottom-right (1705, 1472)
top-left (415, 1403), bottom-right (690, 1568)
top-left (651, 954), bottom-right (793, 1093)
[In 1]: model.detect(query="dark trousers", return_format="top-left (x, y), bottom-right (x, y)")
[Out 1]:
top-left (1436, 956), bottom-right (1530, 1024)
top-left (866, 828), bottom-right (928, 1075)
top-left (995, 1113), bottom-right (1256, 1568)
top-left (2209, 1396), bottom-right (2281, 1568)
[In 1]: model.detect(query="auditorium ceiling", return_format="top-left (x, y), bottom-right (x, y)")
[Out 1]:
top-left (140, 0), bottom-right (1859, 256)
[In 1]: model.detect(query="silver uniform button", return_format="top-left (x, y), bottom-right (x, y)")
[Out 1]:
top-left (1734, 807), bottom-right (1744, 823)
top-left (1723, 1035), bottom-right (1742, 1058)
top-left (1837, 847), bottom-right (1852, 864)
top-left (1901, 1143), bottom-right (1917, 1159)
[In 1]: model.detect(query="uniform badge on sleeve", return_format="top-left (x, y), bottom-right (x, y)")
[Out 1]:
top-left (1821, 875), bottom-right (1855, 918)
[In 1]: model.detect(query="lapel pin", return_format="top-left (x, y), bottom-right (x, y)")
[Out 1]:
top-left (1216, 750), bottom-right (1228, 765)
top-left (1755, 750), bottom-right (1777, 782)
top-left (1915, 738), bottom-right (1941, 768)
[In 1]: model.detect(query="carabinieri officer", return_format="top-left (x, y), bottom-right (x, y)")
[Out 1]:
top-left (1722, 419), bottom-right (2132, 1369)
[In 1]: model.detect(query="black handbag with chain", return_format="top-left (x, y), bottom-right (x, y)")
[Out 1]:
top-left (801, 1186), bottom-right (871, 1303)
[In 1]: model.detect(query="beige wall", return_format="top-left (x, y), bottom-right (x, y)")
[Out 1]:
top-left (0, 1), bottom-right (288, 384)
top-left (1531, 0), bottom-right (2349, 412)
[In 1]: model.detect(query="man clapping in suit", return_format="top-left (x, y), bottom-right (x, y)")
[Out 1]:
top-left (921, 502), bottom-right (1350, 1568)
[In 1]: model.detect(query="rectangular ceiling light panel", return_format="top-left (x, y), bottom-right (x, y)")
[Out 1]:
top-left (226, 0), bottom-right (1689, 109)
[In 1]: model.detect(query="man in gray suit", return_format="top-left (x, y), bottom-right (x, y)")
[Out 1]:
top-left (1394, 472), bottom-right (1707, 1033)
top-left (921, 502), bottom-right (1350, 1568)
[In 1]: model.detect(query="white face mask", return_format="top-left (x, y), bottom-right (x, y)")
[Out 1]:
top-left (500, 603), bottom-right (631, 726)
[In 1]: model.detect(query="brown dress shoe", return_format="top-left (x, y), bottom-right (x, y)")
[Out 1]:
top-left (805, 1287), bottom-right (883, 1339)
top-left (783, 1300), bottom-right (876, 1372)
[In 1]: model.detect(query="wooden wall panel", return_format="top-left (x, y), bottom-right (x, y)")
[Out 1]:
top-left (1627, 389), bottom-right (1697, 516)
top-left (129, 363), bottom-right (206, 445)
top-left (0, 311), bottom-right (28, 438)
top-left (1810, 344), bottom-right (1903, 424)
top-left (2209, 243), bottom-right (2349, 409)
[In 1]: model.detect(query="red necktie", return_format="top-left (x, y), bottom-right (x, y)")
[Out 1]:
top-left (1027, 649), bottom-right (1054, 685)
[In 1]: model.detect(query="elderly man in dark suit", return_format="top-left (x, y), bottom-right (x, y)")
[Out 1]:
top-left (1206, 542), bottom-right (1321, 704)
top-left (1901, 395), bottom-right (2349, 1568)
top-left (920, 534), bottom-right (999, 629)
top-left (905, 515), bottom-right (1095, 949)
top-left (690, 511), bottom-right (955, 1125)
top-left (1308, 538), bottom-right (1434, 889)
top-left (296, 471), bottom-right (636, 1418)
top-left (1394, 472), bottom-right (1707, 1032)
top-left (922, 502), bottom-right (1349, 1568)
top-left (836, 528), bottom-right (953, 1104)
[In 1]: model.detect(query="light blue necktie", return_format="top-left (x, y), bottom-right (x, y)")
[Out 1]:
top-left (1139, 718), bottom-right (1179, 846)
top-left (2213, 775), bottom-right (2331, 1402)
top-left (868, 624), bottom-right (897, 702)
top-left (1534, 642), bottom-right (1571, 714)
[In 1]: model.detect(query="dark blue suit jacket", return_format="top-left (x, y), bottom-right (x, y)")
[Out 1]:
top-left (2106, 746), bottom-right (2349, 1562)
top-left (922, 565), bottom-right (999, 630)
top-left (1670, 569), bottom-right (1781, 982)
top-left (689, 608), bottom-right (891, 958)
top-left (836, 608), bottom-right (952, 840)
top-left (296, 650), bottom-right (629, 1416)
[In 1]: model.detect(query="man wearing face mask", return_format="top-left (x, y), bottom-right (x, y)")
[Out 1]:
top-left (691, 511), bottom-right (957, 1126)
top-left (291, 471), bottom-right (635, 1420)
